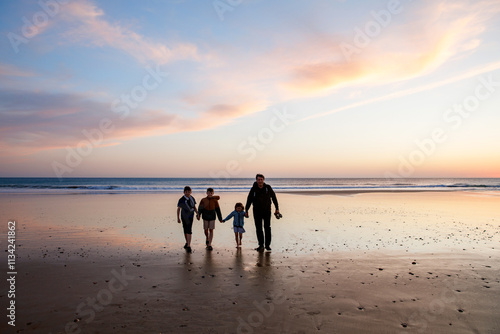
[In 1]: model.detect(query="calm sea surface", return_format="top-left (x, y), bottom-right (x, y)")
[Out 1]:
top-left (0, 177), bottom-right (498, 194)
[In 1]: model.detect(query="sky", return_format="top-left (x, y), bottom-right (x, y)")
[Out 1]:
top-left (0, 0), bottom-right (499, 178)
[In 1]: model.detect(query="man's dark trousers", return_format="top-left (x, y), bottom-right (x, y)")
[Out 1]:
top-left (254, 210), bottom-right (271, 247)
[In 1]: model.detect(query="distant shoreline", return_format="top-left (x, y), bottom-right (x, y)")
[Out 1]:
top-left (277, 189), bottom-right (456, 196)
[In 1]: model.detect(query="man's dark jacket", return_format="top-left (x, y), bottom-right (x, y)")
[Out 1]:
top-left (245, 182), bottom-right (279, 213)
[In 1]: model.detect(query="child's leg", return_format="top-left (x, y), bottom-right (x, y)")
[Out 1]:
top-left (234, 232), bottom-right (239, 247)
top-left (239, 232), bottom-right (243, 245)
top-left (182, 217), bottom-right (193, 247)
top-left (208, 228), bottom-right (214, 246)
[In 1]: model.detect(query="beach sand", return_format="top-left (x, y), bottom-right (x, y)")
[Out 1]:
top-left (0, 191), bottom-right (499, 333)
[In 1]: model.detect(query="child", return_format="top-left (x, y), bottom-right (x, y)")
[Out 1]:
top-left (222, 202), bottom-right (246, 248)
top-left (197, 188), bottom-right (222, 251)
top-left (177, 186), bottom-right (199, 253)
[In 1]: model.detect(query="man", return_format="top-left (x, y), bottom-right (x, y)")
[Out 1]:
top-left (245, 174), bottom-right (280, 252)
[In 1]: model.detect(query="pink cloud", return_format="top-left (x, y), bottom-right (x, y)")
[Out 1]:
top-left (54, 1), bottom-right (198, 65)
top-left (182, 100), bottom-right (267, 131)
top-left (2, 0), bottom-right (498, 162)
top-left (0, 88), bottom-right (265, 158)
top-left (284, 0), bottom-right (500, 94)
top-left (0, 63), bottom-right (35, 77)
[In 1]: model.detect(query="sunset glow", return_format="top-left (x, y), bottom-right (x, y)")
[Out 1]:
top-left (1, 0), bottom-right (499, 178)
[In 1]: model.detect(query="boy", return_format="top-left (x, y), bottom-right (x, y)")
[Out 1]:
top-left (177, 186), bottom-right (199, 253)
top-left (197, 188), bottom-right (222, 251)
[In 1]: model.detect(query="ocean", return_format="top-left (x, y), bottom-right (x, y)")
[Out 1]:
top-left (0, 177), bottom-right (499, 194)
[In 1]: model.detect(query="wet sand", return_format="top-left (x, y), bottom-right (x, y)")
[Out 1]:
top-left (0, 191), bottom-right (499, 333)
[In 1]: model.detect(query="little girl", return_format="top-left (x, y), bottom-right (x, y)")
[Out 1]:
top-left (222, 202), bottom-right (246, 248)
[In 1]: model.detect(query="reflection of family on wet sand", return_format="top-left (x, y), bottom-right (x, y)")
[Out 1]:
top-left (177, 173), bottom-right (280, 253)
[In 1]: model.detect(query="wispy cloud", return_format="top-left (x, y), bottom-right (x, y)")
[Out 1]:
top-left (285, 1), bottom-right (499, 94)
top-left (0, 88), bottom-right (265, 157)
top-left (53, 1), bottom-right (199, 65)
top-left (297, 60), bottom-right (500, 123)
top-left (178, 100), bottom-right (268, 132)
top-left (1, 0), bottom-right (498, 161)
top-left (0, 89), bottom-right (168, 156)
top-left (0, 63), bottom-right (35, 77)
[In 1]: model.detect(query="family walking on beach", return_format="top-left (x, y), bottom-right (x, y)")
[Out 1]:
top-left (176, 174), bottom-right (280, 253)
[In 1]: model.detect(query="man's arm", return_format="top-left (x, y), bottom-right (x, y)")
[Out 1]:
top-left (177, 207), bottom-right (181, 223)
top-left (244, 190), bottom-right (253, 218)
top-left (269, 186), bottom-right (279, 212)
top-left (245, 189), bottom-right (253, 212)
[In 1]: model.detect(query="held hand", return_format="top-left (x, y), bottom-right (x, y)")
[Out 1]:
top-left (244, 212), bottom-right (249, 218)
top-left (221, 220), bottom-right (225, 223)
top-left (274, 209), bottom-right (280, 215)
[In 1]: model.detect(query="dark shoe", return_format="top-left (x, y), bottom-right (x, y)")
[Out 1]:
top-left (255, 246), bottom-right (264, 252)
top-left (186, 246), bottom-right (192, 253)
top-left (265, 246), bottom-right (272, 251)
top-left (183, 243), bottom-right (188, 249)
top-left (207, 246), bottom-right (213, 251)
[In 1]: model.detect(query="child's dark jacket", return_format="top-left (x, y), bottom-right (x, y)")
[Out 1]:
top-left (198, 196), bottom-right (222, 221)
